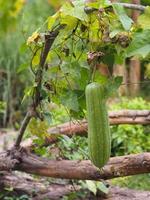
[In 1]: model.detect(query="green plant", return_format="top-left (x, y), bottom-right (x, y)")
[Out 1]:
top-left (3, 196), bottom-right (29, 200)
top-left (111, 174), bottom-right (150, 191)
top-left (0, 190), bottom-right (29, 200)
top-left (109, 97), bottom-right (150, 156)
top-left (51, 135), bottom-right (88, 160)
top-left (0, 101), bottom-right (6, 126)
top-left (0, 0), bottom-right (54, 128)
top-left (0, 0), bottom-right (150, 198)
top-left (0, 101), bottom-right (6, 113)
top-left (109, 97), bottom-right (150, 190)
top-left (109, 97), bottom-right (150, 110)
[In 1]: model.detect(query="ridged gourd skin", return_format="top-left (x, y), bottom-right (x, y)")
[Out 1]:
top-left (86, 82), bottom-right (111, 169)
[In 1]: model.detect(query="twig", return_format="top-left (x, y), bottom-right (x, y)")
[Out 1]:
top-left (17, 109), bottom-right (150, 148)
top-left (30, 47), bottom-right (42, 75)
top-left (121, 80), bottom-right (150, 86)
top-left (14, 26), bottom-right (65, 148)
top-left (14, 109), bottom-right (33, 147)
top-left (117, 3), bottom-right (145, 11)
top-left (84, 3), bottom-right (146, 14)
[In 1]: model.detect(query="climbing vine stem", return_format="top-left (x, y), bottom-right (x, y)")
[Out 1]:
top-left (14, 25), bottom-right (65, 147)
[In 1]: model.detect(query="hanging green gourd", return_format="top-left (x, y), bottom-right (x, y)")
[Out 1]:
top-left (85, 82), bottom-right (111, 168)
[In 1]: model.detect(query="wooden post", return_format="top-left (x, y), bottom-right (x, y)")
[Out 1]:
top-left (111, 0), bottom-right (128, 95)
top-left (129, 0), bottom-right (141, 96)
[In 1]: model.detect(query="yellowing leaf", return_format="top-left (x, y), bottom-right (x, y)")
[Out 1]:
top-left (32, 48), bottom-right (41, 66)
top-left (22, 86), bottom-right (34, 103)
top-left (86, 180), bottom-right (97, 195)
top-left (145, 63), bottom-right (150, 78)
top-left (27, 31), bottom-right (40, 45)
top-left (60, 13), bottom-right (78, 30)
top-left (138, 7), bottom-right (150, 29)
top-left (96, 182), bottom-right (109, 194)
top-left (32, 55), bottom-right (40, 66)
top-left (48, 12), bottom-right (59, 30)
top-left (28, 118), bottom-right (49, 139)
top-left (48, 0), bottom-right (66, 9)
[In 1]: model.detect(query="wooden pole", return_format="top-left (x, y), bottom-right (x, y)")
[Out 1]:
top-left (0, 151), bottom-right (150, 180)
top-left (129, 0), bottom-right (141, 96)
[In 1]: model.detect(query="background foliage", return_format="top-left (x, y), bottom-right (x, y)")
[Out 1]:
top-left (0, 0), bottom-right (150, 199)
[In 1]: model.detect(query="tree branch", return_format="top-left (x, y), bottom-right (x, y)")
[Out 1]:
top-left (117, 3), bottom-right (145, 11)
top-left (18, 110), bottom-right (150, 147)
top-left (14, 26), bottom-right (64, 148)
top-left (18, 153), bottom-right (150, 180)
top-left (1, 151), bottom-right (150, 180)
top-left (1, 110), bottom-right (149, 149)
top-left (14, 108), bottom-right (33, 147)
top-left (84, 2), bottom-right (146, 13)
top-left (41, 110), bottom-right (150, 145)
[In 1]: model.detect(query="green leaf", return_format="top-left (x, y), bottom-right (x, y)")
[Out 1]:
top-left (97, 182), bottom-right (109, 194)
top-left (110, 29), bottom-right (121, 38)
top-left (61, 135), bottom-right (73, 146)
top-left (126, 29), bottom-right (150, 58)
top-left (22, 86), bottom-right (34, 103)
top-left (60, 91), bottom-right (79, 112)
top-left (34, 146), bottom-right (47, 156)
top-left (75, 68), bottom-right (89, 90)
top-left (86, 180), bottom-right (97, 195)
top-left (87, 0), bottom-right (111, 9)
top-left (141, 0), bottom-right (150, 6)
top-left (61, 2), bottom-right (88, 21)
top-left (41, 88), bottom-right (48, 99)
top-left (17, 63), bottom-right (29, 73)
top-left (103, 53), bottom-right (115, 67)
top-left (127, 45), bottom-right (150, 58)
top-left (138, 7), bottom-right (150, 29)
top-left (32, 52), bottom-right (40, 66)
top-left (47, 12), bottom-right (59, 30)
top-left (115, 51), bottom-right (126, 65)
top-left (60, 13), bottom-right (78, 30)
top-left (43, 112), bottom-right (52, 125)
top-left (113, 4), bottom-right (133, 31)
top-left (105, 76), bottom-right (123, 98)
top-left (113, 76), bottom-right (123, 86)
top-left (94, 71), bottom-right (108, 84)
top-left (19, 42), bottom-right (28, 54)
top-left (145, 63), bottom-right (150, 78)
top-left (60, 61), bottom-right (81, 78)
top-left (4, 187), bottom-right (14, 192)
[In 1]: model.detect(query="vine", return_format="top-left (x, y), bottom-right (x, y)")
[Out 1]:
top-left (14, 0), bottom-right (149, 147)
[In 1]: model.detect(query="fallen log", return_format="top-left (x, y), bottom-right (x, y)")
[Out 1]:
top-left (1, 173), bottom-right (150, 200)
top-left (0, 172), bottom-right (78, 200)
top-left (106, 186), bottom-right (150, 200)
top-left (0, 150), bottom-right (150, 180)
